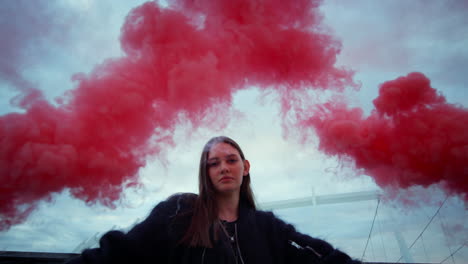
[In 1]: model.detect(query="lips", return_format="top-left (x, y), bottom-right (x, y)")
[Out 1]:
top-left (219, 176), bottom-right (234, 182)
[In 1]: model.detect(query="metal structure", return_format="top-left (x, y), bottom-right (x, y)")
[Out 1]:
top-left (0, 251), bottom-right (78, 264)
top-left (0, 251), bottom-right (434, 264)
top-left (68, 190), bottom-right (462, 263)
top-left (1, 190), bottom-right (457, 263)
top-left (258, 190), bottom-right (380, 210)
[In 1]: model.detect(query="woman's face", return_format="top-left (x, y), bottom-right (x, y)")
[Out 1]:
top-left (207, 142), bottom-right (250, 195)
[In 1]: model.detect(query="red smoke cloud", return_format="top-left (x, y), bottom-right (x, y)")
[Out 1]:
top-left (300, 72), bottom-right (468, 201)
top-left (0, 0), bottom-right (353, 230)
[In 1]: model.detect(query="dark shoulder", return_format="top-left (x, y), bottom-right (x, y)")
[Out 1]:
top-left (254, 209), bottom-right (279, 221)
top-left (161, 192), bottom-right (197, 215)
top-left (252, 209), bottom-right (279, 229)
top-left (253, 209), bottom-right (297, 234)
top-left (147, 193), bottom-right (197, 218)
top-left (166, 192), bottom-right (198, 204)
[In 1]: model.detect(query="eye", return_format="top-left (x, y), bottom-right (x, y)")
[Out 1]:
top-left (227, 158), bottom-right (238, 164)
top-left (207, 161), bottom-right (219, 168)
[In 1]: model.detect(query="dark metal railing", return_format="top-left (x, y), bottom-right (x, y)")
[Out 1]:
top-left (0, 251), bottom-right (437, 264)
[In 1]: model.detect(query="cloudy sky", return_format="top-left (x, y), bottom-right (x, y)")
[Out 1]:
top-left (1, 0), bottom-right (467, 263)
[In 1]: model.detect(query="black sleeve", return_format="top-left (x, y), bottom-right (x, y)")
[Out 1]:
top-left (269, 212), bottom-right (362, 264)
top-left (64, 194), bottom-right (188, 264)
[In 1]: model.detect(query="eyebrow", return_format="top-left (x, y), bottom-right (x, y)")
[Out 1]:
top-left (207, 154), bottom-right (238, 161)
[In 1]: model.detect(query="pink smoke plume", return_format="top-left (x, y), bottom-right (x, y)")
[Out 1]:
top-left (300, 72), bottom-right (468, 201)
top-left (0, 0), bottom-right (354, 230)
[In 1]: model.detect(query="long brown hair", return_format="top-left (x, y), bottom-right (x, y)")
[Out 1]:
top-left (181, 136), bottom-right (256, 248)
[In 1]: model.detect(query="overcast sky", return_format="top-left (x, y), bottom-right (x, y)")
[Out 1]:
top-left (1, 0), bottom-right (467, 263)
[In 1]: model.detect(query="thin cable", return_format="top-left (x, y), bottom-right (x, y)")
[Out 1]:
top-left (376, 208), bottom-right (388, 262)
top-left (439, 242), bottom-right (467, 263)
top-left (437, 211), bottom-right (455, 264)
top-left (362, 198), bottom-right (380, 260)
top-left (395, 196), bottom-right (449, 263)
top-left (420, 234), bottom-right (429, 263)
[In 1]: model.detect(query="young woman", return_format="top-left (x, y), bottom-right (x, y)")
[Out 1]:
top-left (67, 136), bottom-right (360, 264)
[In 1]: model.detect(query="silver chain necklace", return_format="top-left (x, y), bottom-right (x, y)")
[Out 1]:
top-left (219, 220), bottom-right (235, 242)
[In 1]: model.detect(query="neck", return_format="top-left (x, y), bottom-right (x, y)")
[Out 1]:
top-left (216, 192), bottom-right (240, 222)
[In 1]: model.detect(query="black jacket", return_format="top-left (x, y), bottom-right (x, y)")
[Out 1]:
top-left (66, 193), bottom-right (360, 264)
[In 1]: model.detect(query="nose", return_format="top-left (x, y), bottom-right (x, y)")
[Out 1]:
top-left (220, 161), bottom-right (229, 174)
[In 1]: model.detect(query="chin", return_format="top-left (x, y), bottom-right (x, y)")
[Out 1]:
top-left (216, 187), bottom-right (240, 194)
